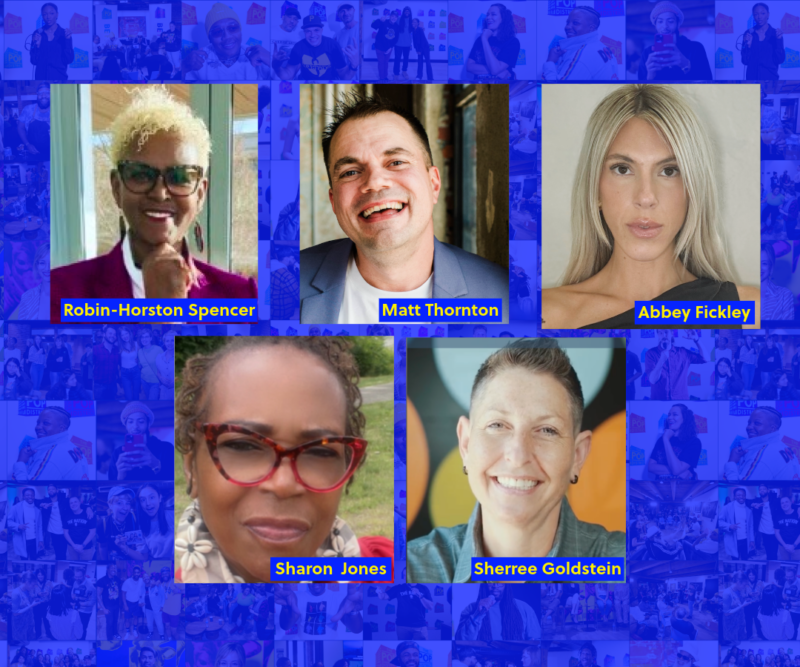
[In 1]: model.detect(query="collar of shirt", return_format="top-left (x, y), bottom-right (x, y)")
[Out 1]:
top-left (122, 233), bottom-right (146, 298)
top-left (452, 497), bottom-right (573, 583)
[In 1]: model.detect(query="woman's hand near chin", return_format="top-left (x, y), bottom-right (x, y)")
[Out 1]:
top-left (142, 244), bottom-right (192, 298)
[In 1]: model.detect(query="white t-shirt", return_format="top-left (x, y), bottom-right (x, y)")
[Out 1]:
top-left (22, 503), bottom-right (36, 539)
top-left (185, 49), bottom-right (270, 81)
top-left (733, 502), bottom-right (747, 539)
top-left (122, 577), bottom-right (146, 603)
top-left (336, 24), bottom-right (358, 53)
top-left (338, 254), bottom-right (433, 324)
top-left (272, 23), bottom-right (303, 64)
top-left (47, 497), bottom-right (63, 535)
top-left (759, 498), bottom-right (775, 534)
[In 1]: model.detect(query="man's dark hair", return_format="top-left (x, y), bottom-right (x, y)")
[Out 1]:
top-left (139, 648), bottom-right (156, 659)
top-left (284, 7), bottom-right (301, 18)
top-left (322, 93), bottom-right (434, 187)
top-left (41, 2), bottom-right (58, 13)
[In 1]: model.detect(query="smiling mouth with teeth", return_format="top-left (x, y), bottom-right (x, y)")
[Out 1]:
top-left (360, 202), bottom-right (405, 219)
top-left (495, 476), bottom-right (539, 491)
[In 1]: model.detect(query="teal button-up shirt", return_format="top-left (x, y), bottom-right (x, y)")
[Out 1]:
top-left (407, 497), bottom-right (626, 583)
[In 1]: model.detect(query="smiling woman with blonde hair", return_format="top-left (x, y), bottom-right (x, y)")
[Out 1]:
top-left (542, 84), bottom-right (759, 329)
top-left (51, 86), bottom-right (256, 320)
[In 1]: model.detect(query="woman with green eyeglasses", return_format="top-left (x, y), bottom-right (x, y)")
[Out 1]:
top-left (174, 337), bottom-right (394, 583)
top-left (50, 86), bottom-right (256, 322)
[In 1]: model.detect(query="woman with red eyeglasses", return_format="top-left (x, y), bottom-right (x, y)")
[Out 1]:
top-left (174, 336), bottom-right (393, 583)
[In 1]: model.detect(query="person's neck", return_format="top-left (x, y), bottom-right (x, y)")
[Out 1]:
top-left (481, 502), bottom-right (562, 558)
top-left (587, 246), bottom-right (696, 304)
top-left (354, 227), bottom-right (435, 292)
top-left (217, 49), bottom-right (241, 67)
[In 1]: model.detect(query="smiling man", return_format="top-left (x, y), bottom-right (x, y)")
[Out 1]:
top-left (723, 406), bottom-right (800, 481)
top-left (12, 406), bottom-right (89, 482)
top-left (406, 341), bottom-right (625, 583)
top-left (541, 7), bottom-right (617, 81)
top-left (300, 95), bottom-right (508, 323)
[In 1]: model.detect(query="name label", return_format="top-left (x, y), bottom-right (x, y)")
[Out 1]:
top-left (471, 557), bottom-right (625, 581)
top-left (61, 299), bottom-right (258, 322)
top-left (378, 299), bottom-right (502, 322)
top-left (270, 557), bottom-right (392, 581)
top-left (634, 301), bottom-right (755, 325)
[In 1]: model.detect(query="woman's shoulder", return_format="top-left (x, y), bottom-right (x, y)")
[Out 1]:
top-left (541, 284), bottom-right (618, 329)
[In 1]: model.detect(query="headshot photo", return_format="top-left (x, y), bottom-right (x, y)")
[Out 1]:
top-left (362, 0), bottom-right (448, 83)
top-left (535, 1), bottom-right (624, 82)
top-left (541, 84), bottom-right (761, 329)
top-left (406, 339), bottom-right (626, 583)
top-left (92, 1), bottom-right (182, 82)
top-left (174, 336), bottom-right (394, 583)
top-left (3, 1), bottom-right (93, 81)
top-left (182, 1), bottom-right (271, 81)
top-left (299, 87), bottom-right (509, 324)
top-left (50, 84), bottom-right (258, 320)
top-left (716, 0), bottom-right (797, 81)
top-left (626, 1), bottom-right (714, 82)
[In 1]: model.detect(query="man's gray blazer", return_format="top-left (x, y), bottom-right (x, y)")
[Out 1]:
top-left (300, 237), bottom-right (509, 323)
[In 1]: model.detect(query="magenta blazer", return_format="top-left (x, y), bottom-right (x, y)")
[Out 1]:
top-left (50, 241), bottom-right (258, 323)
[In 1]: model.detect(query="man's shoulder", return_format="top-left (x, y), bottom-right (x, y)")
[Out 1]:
top-left (301, 238), bottom-right (351, 259)
top-left (436, 241), bottom-right (507, 291)
top-left (300, 238), bottom-right (352, 277)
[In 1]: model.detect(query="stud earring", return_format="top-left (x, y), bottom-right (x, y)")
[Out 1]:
top-left (570, 475), bottom-right (579, 485)
top-left (463, 466), bottom-right (468, 475)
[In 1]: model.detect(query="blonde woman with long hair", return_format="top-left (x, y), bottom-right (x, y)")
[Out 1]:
top-left (542, 84), bottom-right (760, 329)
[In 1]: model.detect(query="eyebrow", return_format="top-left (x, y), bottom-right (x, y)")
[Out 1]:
top-left (481, 407), bottom-right (568, 423)
top-left (332, 147), bottom-right (415, 176)
top-left (605, 153), bottom-right (677, 166)
top-left (229, 420), bottom-right (342, 441)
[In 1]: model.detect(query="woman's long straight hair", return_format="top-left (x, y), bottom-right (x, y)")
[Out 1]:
top-left (562, 84), bottom-right (734, 286)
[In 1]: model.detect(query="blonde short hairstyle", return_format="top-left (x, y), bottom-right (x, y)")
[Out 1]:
top-left (563, 84), bottom-right (733, 286)
top-left (109, 86), bottom-right (212, 169)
